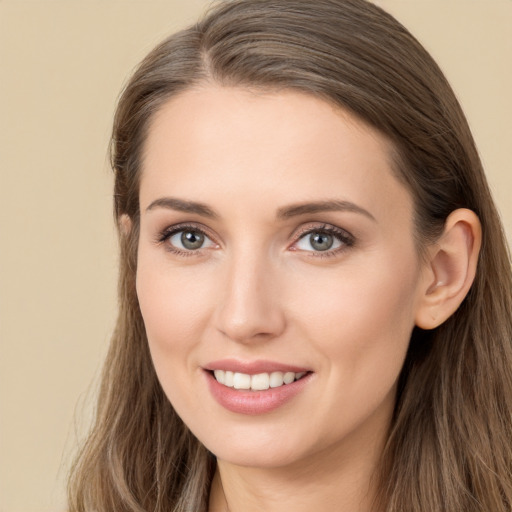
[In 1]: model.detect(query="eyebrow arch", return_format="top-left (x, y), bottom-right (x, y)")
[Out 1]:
top-left (145, 197), bottom-right (219, 219)
top-left (276, 200), bottom-right (376, 222)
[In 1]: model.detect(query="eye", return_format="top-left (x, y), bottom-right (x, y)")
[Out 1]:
top-left (159, 225), bottom-right (217, 253)
top-left (296, 232), bottom-right (340, 252)
top-left (295, 232), bottom-right (342, 252)
top-left (292, 225), bottom-right (354, 254)
top-left (170, 230), bottom-right (209, 250)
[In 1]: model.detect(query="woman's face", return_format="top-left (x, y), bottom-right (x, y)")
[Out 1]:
top-left (136, 86), bottom-right (429, 469)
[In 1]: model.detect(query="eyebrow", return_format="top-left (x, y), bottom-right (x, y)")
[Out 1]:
top-left (145, 197), bottom-right (218, 218)
top-left (145, 197), bottom-right (375, 222)
top-left (276, 200), bottom-right (376, 222)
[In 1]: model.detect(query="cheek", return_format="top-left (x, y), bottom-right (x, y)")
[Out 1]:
top-left (289, 262), bottom-right (419, 443)
top-left (135, 250), bottom-right (227, 414)
top-left (136, 253), bottom-right (213, 347)
top-left (290, 255), bottom-right (420, 380)
top-left (135, 257), bottom-right (212, 416)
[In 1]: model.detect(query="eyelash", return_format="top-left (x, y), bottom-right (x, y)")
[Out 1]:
top-left (155, 222), bottom-right (355, 258)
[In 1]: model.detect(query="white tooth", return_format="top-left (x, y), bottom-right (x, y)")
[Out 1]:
top-left (251, 373), bottom-right (270, 391)
top-left (283, 372), bottom-right (295, 384)
top-left (269, 371), bottom-right (284, 388)
top-left (295, 372), bottom-right (306, 380)
top-left (213, 369), bottom-right (225, 385)
top-left (224, 371), bottom-right (234, 387)
top-left (233, 372), bottom-right (251, 390)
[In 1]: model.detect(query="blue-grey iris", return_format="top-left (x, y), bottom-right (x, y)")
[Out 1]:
top-left (310, 233), bottom-right (333, 251)
top-left (181, 231), bottom-right (204, 250)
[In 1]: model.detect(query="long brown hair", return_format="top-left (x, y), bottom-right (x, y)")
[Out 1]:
top-left (68, 1), bottom-right (512, 510)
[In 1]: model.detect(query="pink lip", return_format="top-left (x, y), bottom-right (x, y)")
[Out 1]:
top-left (203, 367), bottom-right (313, 416)
top-left (203, 358), bottom-right (310, 375)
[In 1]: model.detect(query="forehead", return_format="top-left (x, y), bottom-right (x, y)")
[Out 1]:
top-left (140, 85), bottom-right (413, 224)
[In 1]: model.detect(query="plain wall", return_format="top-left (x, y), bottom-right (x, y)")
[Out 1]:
top-left (0, 1), bottom-right (510, 511)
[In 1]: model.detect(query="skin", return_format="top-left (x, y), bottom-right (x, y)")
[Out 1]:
top-left (135, 86), bottom-right (469, 511)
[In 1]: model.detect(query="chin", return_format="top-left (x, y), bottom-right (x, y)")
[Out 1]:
top-left (213, 444), bottom-right (307, 469)
top-left (194, 421), bottom-right (324, 470)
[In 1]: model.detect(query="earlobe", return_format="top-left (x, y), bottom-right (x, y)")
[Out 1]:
top-left (415, 208), bottom-right (481, 330)
top-left (119, 214), bottom-right (132, 236)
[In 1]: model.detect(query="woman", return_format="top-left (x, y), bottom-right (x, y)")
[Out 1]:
top-left (68, 0), bottom-right (512, 511)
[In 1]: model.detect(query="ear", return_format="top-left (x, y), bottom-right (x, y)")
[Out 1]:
top-left (415, 208), bottom-right (481, 330)
top-left (119, 214), bottom-right (132, 236)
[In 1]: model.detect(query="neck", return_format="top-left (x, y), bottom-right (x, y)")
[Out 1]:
top-left (208, 426), bottom-right (386, 512)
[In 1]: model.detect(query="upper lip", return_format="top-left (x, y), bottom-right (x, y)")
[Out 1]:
top-left (203, 359), bottom-right (311, 375)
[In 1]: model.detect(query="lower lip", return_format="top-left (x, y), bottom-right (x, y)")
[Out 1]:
top-left (204, 371), bottom-right (312, 415)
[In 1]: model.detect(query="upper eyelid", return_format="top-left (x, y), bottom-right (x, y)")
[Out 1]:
top-left (159, 222), bottom-right (216, 239)
top-left (292, 223), bottom-right (354, 241)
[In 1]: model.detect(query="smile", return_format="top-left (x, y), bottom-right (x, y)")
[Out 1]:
top-left (204, 361), bottom-right (313, 414)
top-left (213, 370), bottom-right (307, 391)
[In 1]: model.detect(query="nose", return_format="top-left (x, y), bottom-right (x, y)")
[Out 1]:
top-left (214, 252), bottom-right (286, 344)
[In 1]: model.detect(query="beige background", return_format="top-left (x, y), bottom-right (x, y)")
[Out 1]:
top-left (0, 1), bottom-right (510, 511)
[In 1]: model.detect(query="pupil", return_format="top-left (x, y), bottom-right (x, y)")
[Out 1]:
top-left (181, 231), bottom-right (204, 250)
top-left (310, 233), bottom-right (333, 251)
